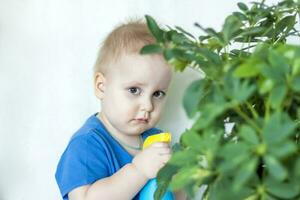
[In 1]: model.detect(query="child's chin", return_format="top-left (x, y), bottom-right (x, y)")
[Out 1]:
top-left (128, 125), bottom-right (149, 134)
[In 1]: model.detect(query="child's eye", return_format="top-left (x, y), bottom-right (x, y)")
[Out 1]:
top-left (128, 87), bottom-right (141, 95)
top-left (153, 91), bottom-right (166, 98)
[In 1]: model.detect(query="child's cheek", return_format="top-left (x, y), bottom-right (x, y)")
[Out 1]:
top-left (119, 98), bottom-right (137, 116)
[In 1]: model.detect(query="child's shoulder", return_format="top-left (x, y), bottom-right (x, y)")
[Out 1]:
top-left (65, 128), bottom-right (106, 155)
top-left (65, 115), bottom-right (109, 151)
top-left (68, 113), bottom-right (107, 141)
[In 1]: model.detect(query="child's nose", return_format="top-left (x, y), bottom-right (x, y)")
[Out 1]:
top-left (140, 97), bottom-right (154, 112)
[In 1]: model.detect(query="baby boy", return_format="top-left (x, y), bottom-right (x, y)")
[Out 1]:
top-left (55, 19), bottom-right (186, 200)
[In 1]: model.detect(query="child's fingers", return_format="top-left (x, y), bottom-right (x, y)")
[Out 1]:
top-left (151, 142), bottom-right (170, 148)
top-left (160, 154), bottom-right (171, 163)
top-left (151, 146), bottom-right (172, 156)
top-left (158, 148), bottom-right (172, 155)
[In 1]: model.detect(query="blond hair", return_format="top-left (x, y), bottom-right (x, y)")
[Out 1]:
top-left (93, 19), bottom-right (156, 76)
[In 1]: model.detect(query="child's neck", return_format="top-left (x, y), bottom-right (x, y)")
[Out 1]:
top-left (97, 112), bottom-right (142, 151)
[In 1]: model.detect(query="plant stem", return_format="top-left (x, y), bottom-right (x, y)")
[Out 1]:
top-left (241, 44), bottom-right (257, 51)
top-left (246, 102), bottom-right (259, 119)
top-left (264, 99), bottom-right (270, 121)
top-left (234, 106), bottom-right (262, 134)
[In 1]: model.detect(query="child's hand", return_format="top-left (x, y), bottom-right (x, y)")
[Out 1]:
top-left (132, 142), bottom-right (172, 179)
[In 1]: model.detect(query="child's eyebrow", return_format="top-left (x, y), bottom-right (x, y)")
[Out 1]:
top-left (125, 81), bottom-right (168, 91)
top-left (125, 81), bottom-right (147, 86)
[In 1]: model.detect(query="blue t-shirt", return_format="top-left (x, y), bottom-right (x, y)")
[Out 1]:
top-left (55, 113), bottom-right (162, 200)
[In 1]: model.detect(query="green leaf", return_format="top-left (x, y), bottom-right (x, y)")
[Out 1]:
top-left (193, 103), bottom-right (227, 129)
top-left (268, 50), bottom-right (290, 80)
top-left (295, 157), bottom-right (300, 177)
top-left (169, 166), bottom-right (208, 190)
top-left (183, 79), bottom-right (207, 118)
top-left (184, 129), bottom-right (222, 166)
top-left (168, 58), bottom-right (187, 71)
top-left (222, 15), bottom-right (243, 43)
top-left (233, 157), bottom-right (258, 191)
top-left (224, 76), bottom-right (256, 103)
top-left (171, 142), bottom-right (183, 153)
top-left (196, 47), bottom-right (223, 66)
top-left (291, 76), bottom-right (300, 92)
top-left (292, 57), bottom-right (300, 76)
top-left (233, 12), bottom-right (248, 21)
top-left (264, 155), bottom-right (288, 181)
top-left (237, 2), bottom-right (249, 11)
top-left (204, 28), bottom-right (222, 41)
top-left (274, 15), bottom-right (296, 36)
top-left (240, 26), bottom-right (266, 37)
top-left (145, 15), bottom-right (164, 42)
top-left (230, 49), bottom-right (251, 57)
top-left (234, 59), bottom-right (261, 78)
top-left (260, 66), bottom-right (284, 83)
top-left (265, 176), bottom-right (300, 199)
top-left (163, 49), bottom-right (189, 71)
top-left (207, 38), bottom-right (223, 51)
top-left (181, 129), bottom-right (203, 153)
top-left (195, 23), bottom-right (224, 44)
top-left (163, 30), bottom-right (177, 42)
top-left (220, 143), bottom-right (250, 160)
top-left (258, 79), bottom-right (274, 94)
top-left (268, 141), bottom-right (297, 158)
top-left (195, 59), bottom-right (219, 78)
top-left (155, 164), bottom-right (179, 200)
top-left (262, 112), bottom-right (296, 145)
top-left (168, 149), bottom-right (199, 166)
top-left (175, 26), bottom-right (196, 40)
top-left (234, 37), bottom-right (263, 43)
top-left (140, 44), bottom-right (163, 54)
top-left (171, 32), bottom-right (191, 45)
top-left (208, 177), bottom-right (253, 200)
top-left (268, 84), bottom-right (287, 109)
top-left (163, 48), bottom-right (184, 60)
top-left (219, 142), bottom-right (251, 172)
top-left (239, 125), bottom-right (259, 145)
top-left (255, 46), bottom-right (290, 82)
top-left (198, 35), bottom-right (211, 41)
top-left (261, 194), bottom-right (277, 200)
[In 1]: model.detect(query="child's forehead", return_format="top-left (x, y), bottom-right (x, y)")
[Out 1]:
top-left (121, 52), bottom-right (166, 64)
top-left (107, 53), bottom-right (172, 87)
top-left (110, 53), bottom-right (168, 73)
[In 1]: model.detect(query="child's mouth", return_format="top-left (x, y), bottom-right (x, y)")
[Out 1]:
top-left (135, 118), bottom-right (149, 123)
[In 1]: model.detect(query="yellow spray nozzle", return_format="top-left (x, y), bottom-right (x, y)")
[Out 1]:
top-left (143, 132), bottom-right (172, 149)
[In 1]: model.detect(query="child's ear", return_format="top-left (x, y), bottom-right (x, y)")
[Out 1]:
top-left (94, 72), bottom-right (106, 100)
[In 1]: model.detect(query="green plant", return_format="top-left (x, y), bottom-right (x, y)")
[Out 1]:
top-left (141, 0), bottom-right (300, 199)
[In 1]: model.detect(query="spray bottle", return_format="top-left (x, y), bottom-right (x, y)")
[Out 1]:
top-left (138, 132), bottom-right (174, 200)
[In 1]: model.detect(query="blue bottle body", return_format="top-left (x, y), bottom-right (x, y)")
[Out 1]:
top-left (139, 178), bottom-right (174, 200)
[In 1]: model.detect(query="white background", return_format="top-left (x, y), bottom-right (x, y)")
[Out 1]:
top-left (0, 0), bottom-right (286, 199)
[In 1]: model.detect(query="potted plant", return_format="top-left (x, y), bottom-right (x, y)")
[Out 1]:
top-left (141, 0), bottom-right (300, 199)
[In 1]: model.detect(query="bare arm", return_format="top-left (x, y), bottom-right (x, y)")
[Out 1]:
top-left (69, 163), bottom-right (148, 200)
top-left (69, 142), bottom-right (171, 200)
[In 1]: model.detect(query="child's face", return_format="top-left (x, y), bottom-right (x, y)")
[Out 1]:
top-left (95, 53), bottom-right (172, 137)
